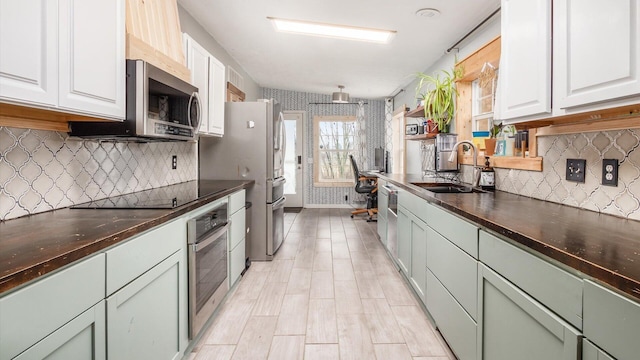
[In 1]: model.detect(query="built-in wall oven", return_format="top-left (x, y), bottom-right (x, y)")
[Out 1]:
top-left (187, 202), bottom-right (230, 339)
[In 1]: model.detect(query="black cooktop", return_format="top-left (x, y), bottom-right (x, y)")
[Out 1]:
top-left (71, 180), bottom-right (231, 209)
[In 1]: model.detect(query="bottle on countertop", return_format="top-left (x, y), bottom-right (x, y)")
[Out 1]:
top-left (479, 156), bottom-right (495, 191)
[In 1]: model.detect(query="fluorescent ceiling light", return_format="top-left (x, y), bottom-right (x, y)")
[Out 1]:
top-left (268, 17), bottom-right (396, 44)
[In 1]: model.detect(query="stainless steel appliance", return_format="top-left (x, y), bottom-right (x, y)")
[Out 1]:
top-left (187, 202), bottom-right (230, 339)
top-left (69, 60), bottom-right (200, 141)
top-left (435, 134), bottom-right (459, 172)
top-left (199, 99), bottom-right (286, 260)
top-left (386, 184), bottom-right (399, 261)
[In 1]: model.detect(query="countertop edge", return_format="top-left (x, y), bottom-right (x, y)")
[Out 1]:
top-left (0, 180), bottom-right (253, 295)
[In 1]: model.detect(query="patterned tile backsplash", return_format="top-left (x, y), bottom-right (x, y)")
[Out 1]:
top-left (495, 129), bottom-right (640, 221)
top-left (0, 127), bottom-right (197, 221)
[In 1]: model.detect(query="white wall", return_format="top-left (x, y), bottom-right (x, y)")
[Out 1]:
top-left (178, 5), bottom-right (261, 101)
top-left (394, 15), bottom-right (501, 174)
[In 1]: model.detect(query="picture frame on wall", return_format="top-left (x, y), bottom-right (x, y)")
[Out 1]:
top-left (495, 139), bottom-right (507, 156)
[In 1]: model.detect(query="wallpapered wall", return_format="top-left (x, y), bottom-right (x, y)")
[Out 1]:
top-left (0, 127), bottom-right (197, 221)
top-left (262, 88), bottom-right (385, 206)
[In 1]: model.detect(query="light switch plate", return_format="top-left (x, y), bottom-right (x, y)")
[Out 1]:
top-left (566, 159), bottom-right (586, 183)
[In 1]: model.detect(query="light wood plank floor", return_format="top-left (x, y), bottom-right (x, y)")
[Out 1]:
top-left (189, 208), bottom-right (456, 360)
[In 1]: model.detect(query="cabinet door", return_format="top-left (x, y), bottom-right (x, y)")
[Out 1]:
top-left (107, 250), bottom-right (183, 360)
top-left (15, 301), bottom-right (106, 360)
top-left (208, 56), bottom-right (225, 136)
top-left (229, 239), bottom-right (245, 287)
top-left (185, 34), bottom-right (210, 134)
top-left (478, 264), bottom-right (581, 360)
top-left (409, 213), bottom-right (427, 303)
top-left (396, 207), bottom-right (412, 276)
top-left (0, 0), bottom-right (57, 106)
top-left (377, 189), bottom-right (388, 245)
top-left (554, 0), bottom-right (640, 110)
top-left (58, 0), bottom-right (125, 119)
top-left (499, 0), bottom-right (552, 121)
top-left (583, 340), bottom-right (616, 360)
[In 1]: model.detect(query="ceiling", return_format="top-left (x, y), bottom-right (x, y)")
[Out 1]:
top-left (178, 0), bottom-right (501, 100)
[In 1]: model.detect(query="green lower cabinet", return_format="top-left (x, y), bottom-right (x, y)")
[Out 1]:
top-left (583, 340), bottom-right (616, 360)
top-left (377, 186), bottom-right (388, 246)
top-left (478, 264), bottom-right (581, 360)
top-left (583, 280), bottom-right (640, 360)
top-left (426, 269), bottom-right (477, 360)
top-left (15, 301), bottom-right (106, 360)
top-left (409, 213), bottom-right (427, 303)
top-left (396, 207), bottom-right (412, 276)
top-left (229, 238), bottom-right (246, 287)
top-left (107, 250), bottom-right (184, 360)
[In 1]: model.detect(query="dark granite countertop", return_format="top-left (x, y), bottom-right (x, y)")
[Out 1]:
top-left (378, 173), bottom-right (640, 301)
top-left (0, 180), bottom-right (253, 294)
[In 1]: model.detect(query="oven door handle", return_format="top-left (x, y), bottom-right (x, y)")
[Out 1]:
top-left (194, 222), bottom-right (231, 252)
top-left (272, 196), bottom-right (286, 210)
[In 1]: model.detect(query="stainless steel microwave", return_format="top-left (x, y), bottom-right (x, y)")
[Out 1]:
top-left (70, 60), bottom-right (200, 141)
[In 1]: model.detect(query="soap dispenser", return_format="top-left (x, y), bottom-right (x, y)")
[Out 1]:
top-left (479, 156), bottom-right (495, 191)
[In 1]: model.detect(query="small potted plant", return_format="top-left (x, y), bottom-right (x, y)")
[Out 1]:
top-left (415, 67), bottom-right (463, 133)
top-left (484, 122), bottom-right (502, 156)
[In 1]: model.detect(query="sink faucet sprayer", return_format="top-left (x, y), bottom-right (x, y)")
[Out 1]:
top-left (448, 140), bottom-right (480, 188)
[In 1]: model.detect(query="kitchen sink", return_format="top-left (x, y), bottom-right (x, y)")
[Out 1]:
top-left (410, 182), bottom-right (486, 194)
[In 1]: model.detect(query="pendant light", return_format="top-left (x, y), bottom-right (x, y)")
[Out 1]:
top-left (332, 85), bottom-right (350, 103)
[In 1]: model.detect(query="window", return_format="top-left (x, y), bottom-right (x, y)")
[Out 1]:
top-left (472, 69), bottom-right (498, 132)
top-left (313, 115), bottom-right (356, 187)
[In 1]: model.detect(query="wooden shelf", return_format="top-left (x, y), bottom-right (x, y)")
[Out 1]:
top-left (405, 106), bottom-right (425, 118)
top-left (405, 132), bottom-right (437, 141)
top-left (459, 154), bottom-right (543, 171)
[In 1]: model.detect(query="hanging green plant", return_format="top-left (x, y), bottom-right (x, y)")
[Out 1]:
top-left (415, 67), bottom-right (463, 132)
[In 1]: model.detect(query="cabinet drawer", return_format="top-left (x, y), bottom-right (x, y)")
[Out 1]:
top-left (0, 254), bottom-right (105, 360)
top-left (479, 231), bottom-right (583, 329)
top-left (584, 280), bottom-right (640, 360)
top-left (229, 239), bottom-right (246, 287)
top-left (398, 190), bottom-right (429, 220)
top-left (583, 340), bottom-right (615, 360)
top-left (106, 219), bottom-right (184, 295)
top-left (426, 203), bottom-right (478, 258)
top-left (229, 208), bottom-right (246, 249)
top-left (229, 189), bottom-right (245, 214)
top-left (427, 227), bottom-right (478, 320)
top-left (427, 269), bottom-right (477, 360)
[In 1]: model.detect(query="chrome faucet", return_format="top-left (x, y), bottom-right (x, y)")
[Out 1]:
top-left (448, 140), bottom-right (480, 188)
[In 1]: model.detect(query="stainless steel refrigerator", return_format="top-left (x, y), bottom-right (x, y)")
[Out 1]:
top-left (199, 99), bottom-right (286, 261)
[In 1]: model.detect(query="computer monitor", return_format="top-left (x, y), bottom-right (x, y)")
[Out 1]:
top-left (374, 147), bottom-right (385, 172)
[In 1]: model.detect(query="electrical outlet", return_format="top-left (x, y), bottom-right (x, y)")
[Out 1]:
top-left (566, 159), bottom-right (586, 183)
top-left (602, 159), bottom-right (619, 186)
top-left (172, 155), bottom-right (177, 170)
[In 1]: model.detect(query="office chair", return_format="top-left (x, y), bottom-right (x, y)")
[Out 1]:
top-left (349, 155), bottom-right (378, 221)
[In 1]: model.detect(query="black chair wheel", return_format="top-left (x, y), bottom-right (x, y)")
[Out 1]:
top-left (350, 214), bottom-right (354, 218)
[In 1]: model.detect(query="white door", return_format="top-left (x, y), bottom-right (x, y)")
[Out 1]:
top-left (208, 56), bottom-right (225, 136)
top-left (0, 0), bottom-right (58, 106)
top-left (283, 111), bottom-right (304, 207)
top-left (58, 0), bottom-right (125, 120)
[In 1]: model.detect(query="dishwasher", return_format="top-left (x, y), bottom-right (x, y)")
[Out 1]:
top-left (385, 184), bottom-right (399, 263)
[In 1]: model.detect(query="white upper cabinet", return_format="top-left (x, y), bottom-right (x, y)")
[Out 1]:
top-left (209, 56), bottom-right (226, 136)
top-left (185, 35), bottom-right (211, 134)
top-left (184, 34), bottom-right (225, 137)
top-left (0, 0), bottom-right (125, 121)
top-left (58, 0), bottom-right (125, 119)
top-left (499, 0), bottom-right (552, 122)
top-left (553, 0), bottom-right (640, 113)
top-left (0, 0), bottom-right (58, 107)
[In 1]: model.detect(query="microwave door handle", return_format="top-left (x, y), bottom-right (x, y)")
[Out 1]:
top-left (194, 222), bottom-right (230, 252)
top-left (189, 92), bottom-right (201, 131)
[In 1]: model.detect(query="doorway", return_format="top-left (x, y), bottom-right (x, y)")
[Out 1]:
top-left (283, 111), bottom-right (304, 208)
